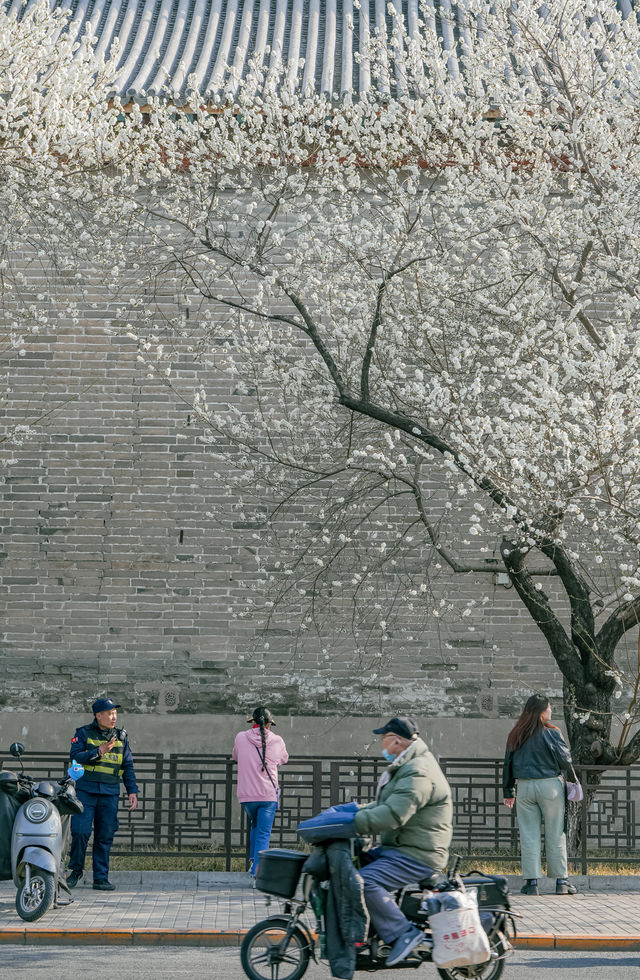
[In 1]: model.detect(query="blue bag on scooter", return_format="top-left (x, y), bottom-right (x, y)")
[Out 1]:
top-left (297, 801), bottom-right (359, 843)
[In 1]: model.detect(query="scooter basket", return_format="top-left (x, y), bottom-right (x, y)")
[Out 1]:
top-left (255, 848), bottom-right (308, 898)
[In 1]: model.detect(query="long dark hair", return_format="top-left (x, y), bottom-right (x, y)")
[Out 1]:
top-left (251, 706), bottom-right (274, 770)
top-left (506, 694), bottom-right (557, 751)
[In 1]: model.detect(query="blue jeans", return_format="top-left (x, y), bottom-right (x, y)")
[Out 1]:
top-left (242, 801), bottom-right (277, 877)
top-left (69, 789), bottom-right (119, 882)
top-left (360, 846), bottom-right (435, 943)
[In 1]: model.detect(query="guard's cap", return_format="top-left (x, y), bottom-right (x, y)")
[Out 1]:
top-left (92, 697), bottom-right (121, 714)
top-left (372, 716), bottom-right (419, 740)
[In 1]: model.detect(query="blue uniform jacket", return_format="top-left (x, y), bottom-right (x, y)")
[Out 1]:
top-left (70, 721), bottom-right (140, 796)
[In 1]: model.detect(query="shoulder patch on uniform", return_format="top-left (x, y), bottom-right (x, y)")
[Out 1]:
top-left (71, 736), bottom-right (78, 743)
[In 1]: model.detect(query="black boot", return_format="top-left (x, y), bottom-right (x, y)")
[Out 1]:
top-left (66, 869), bottom-right (83, 888)
top-left (556, 878), bottom-right (577, 895)
top-left (520, 879), bottom-right (539, 895)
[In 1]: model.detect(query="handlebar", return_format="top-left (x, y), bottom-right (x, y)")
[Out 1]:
top-left (449, 854), bottom-right (462, 876)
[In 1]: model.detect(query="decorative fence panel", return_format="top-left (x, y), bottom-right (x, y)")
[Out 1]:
top-left (5, 752), bottom-right (639, 871)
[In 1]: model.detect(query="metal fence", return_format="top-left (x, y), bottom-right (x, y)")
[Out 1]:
top-left (6, 753), bottom-right (639, 872)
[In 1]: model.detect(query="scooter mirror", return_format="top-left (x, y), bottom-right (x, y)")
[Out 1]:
top-left (9, 742), bottom-right (25, 758)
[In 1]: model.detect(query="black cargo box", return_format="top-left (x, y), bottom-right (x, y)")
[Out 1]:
top-left (462, 873), bottom-right (510, 910)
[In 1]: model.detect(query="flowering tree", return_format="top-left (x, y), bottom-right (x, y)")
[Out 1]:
top-left (0, 0), bottom-right (123, 459)
top-left (39, 0), bottom-right (640, 768)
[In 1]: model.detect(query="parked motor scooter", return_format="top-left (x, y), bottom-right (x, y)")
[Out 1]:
top-left (0, 742), bottom-right (84, 921)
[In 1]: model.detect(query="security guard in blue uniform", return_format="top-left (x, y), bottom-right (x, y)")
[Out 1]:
top-left (66, 697), bottom-right (139, 890)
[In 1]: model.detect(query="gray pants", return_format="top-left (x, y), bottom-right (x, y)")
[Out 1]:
top-left (516, 777), bottom-right (568, 879)
top-left (360, 846), bottom-right (435, 943)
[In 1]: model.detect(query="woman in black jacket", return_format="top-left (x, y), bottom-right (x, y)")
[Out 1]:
top-left (503, 694), bottom-right (577, 895)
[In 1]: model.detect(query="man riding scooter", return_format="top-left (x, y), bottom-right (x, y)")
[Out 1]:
top-left (247, 721), bottom-right (507, 980)
top-left (353, 716), bottom-right (453, 966)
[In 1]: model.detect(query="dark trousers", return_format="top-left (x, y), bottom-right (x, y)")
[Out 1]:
top-left (360, 846), bottom-right (435, 943)
top-left (69, 789), bottom-right (119, 882)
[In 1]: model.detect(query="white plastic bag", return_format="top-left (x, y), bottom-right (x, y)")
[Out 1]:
top-left (429, 889), bottom-right (491, 969)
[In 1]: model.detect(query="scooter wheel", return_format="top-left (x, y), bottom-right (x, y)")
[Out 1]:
top-left (437, 958), bottom-right (505, 980)
top-left (16, 869), bottom-right (56, 922)
top-left (240, 916), bottom-right (311, 980)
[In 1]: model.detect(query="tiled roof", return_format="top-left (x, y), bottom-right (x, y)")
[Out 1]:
top-left (8, 0), bottom-right (463, 102)
top-left (8, 0), bottom-right (638, 103)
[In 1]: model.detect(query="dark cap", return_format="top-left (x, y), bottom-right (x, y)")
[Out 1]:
top-left (373, 716), bottom-right (419, 740)
top-left (92, 698), bottom-right (121, 714)
top-left (247, 706), bottom-right (276, 726)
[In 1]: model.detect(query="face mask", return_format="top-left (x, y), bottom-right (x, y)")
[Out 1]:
top-left (382, 748), bottom-right (396, 763)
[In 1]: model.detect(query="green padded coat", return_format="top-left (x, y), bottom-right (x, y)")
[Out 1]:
top-left (353, 737), bottom-right (453, 871)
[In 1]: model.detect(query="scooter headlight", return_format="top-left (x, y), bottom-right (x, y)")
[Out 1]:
top-left (24, 800), bottom-right (51, 823)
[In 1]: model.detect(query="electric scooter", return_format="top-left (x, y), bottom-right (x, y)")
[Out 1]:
top-left (241, 847), bottom-right (518, 980)
top-left (0, 742), bottom-right (84, 921)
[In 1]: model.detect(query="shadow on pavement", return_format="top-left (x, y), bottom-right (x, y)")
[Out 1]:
top-left (522, 955), bottom-right (640, 969)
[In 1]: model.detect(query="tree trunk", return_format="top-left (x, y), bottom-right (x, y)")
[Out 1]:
top-left (561, 677), bottom-right (612, 867)
top-left (562, 677), bottom-right (613, 766)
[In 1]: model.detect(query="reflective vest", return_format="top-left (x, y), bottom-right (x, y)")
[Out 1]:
top-left (81, 726), bottom-right (125, 786)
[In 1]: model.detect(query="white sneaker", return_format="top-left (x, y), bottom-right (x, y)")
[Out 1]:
top-left (385, 926), bottom-right (424, 966)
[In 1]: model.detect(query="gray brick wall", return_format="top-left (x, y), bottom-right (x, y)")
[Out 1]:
top-left (0, 269), bottom-right (566, 720)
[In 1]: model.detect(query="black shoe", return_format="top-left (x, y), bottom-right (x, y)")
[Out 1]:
top-left (520, 879), bottom-right (539, 895)
top-left (66, 870), bottom-right (83, 888)
top-left (556, 879), bottom-right (577, 895)
top-left (386, 927), bottom-right (425, 967)
top-left (93, 880), bottom-right (116, 891)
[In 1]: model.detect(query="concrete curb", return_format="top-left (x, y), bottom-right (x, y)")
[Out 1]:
top-left (515, 935), bottom-right (640, 951)
top-left (83, 871), bottom-right (640, 892)
top-left (0, 928), bottom-right (246, 946)
top-left (0, 927), bottom-right (638, 950)
top-left (71, 871), bottom-right (253, 889)
top-left (503, 874), bottom-right (640, 893)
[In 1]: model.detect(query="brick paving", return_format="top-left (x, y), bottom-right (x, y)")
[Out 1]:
top-left (514, 892), bottom-right (640, 938)
top-left (0, 881), bottom-right (264, 933)
top-left (0, 881), bottom-right (638, 948)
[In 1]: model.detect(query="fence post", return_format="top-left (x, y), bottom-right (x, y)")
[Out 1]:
top-left (312, 760), bottom-right (322, 814)
top-left (329, 761), bottom-right (341, 805)
top-left (627, 766), bottom-right (634, 851)
top-left (152, 753), bottom-right (164, 849)
top-left (494, 761), bottom-right (501, 854)
top-left (167, 754), bottom-right (178, 849)
top-left (224, 757), bottom-right (234, 871)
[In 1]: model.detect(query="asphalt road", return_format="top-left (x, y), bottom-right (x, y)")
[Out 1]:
top-left (0, 947), bottom-right (638, 978)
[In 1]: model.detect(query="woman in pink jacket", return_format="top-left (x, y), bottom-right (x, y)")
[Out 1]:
top-left (232, 706), bottom-right (289, 878)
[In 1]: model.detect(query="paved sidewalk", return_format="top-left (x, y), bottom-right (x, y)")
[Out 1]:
top-left (0, 879), bottom-right (639, 949)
